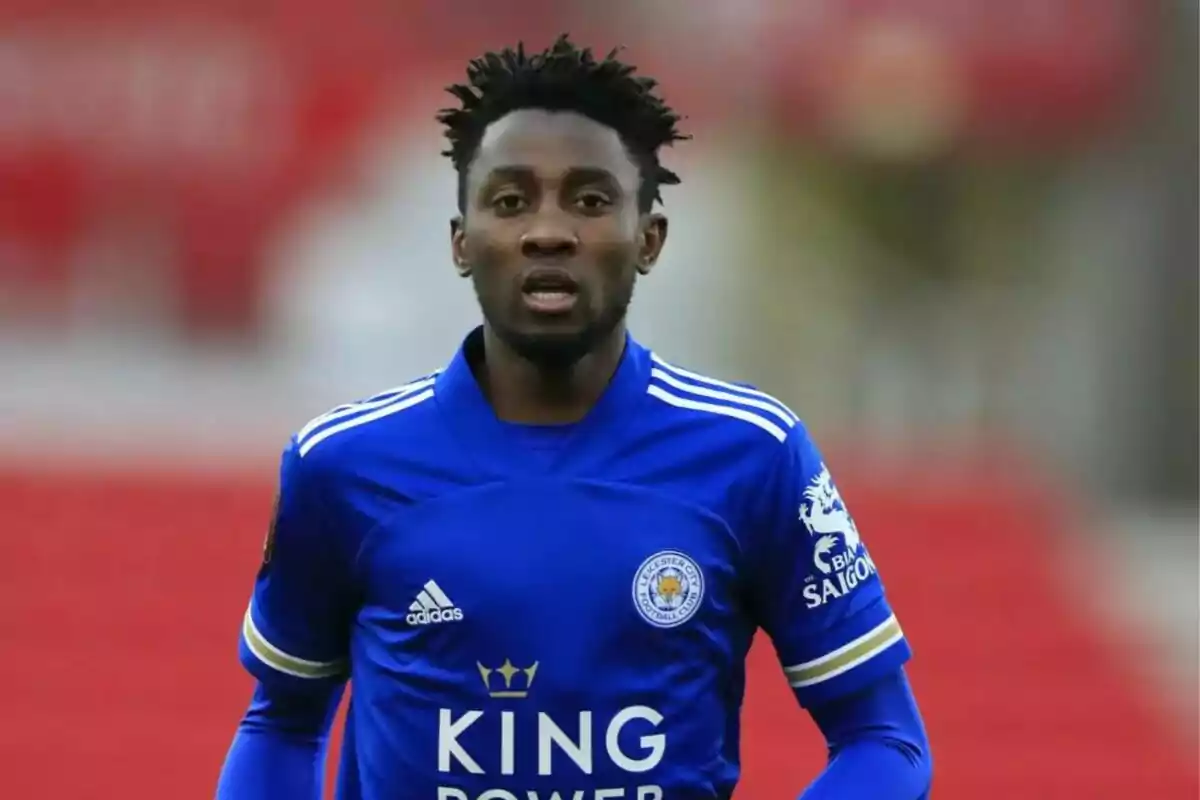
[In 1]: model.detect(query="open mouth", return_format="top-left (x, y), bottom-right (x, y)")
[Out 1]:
top-left (521, 269), bottom-right (580, 315)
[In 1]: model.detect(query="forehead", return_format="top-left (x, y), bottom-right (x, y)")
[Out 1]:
top-left (470, 109), bottom-right (640, 186)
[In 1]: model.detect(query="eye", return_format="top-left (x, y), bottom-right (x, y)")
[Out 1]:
top-left (574, 191), bottom-right (613, 213)
top-left (492, 192), bottom-right (528, 214)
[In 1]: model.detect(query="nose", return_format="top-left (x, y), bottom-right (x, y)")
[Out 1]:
top-left (521, 215), bottom-right (579, 260)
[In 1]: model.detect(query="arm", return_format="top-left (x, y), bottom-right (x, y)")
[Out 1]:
top-left (800, 669), bottom-right (931, 799)
top-left (745, 425), bottom-right (932, 799)
top-left (216, 439), bottom-right (359, 799)
top-left (216, 683), bottom-right (344, 800)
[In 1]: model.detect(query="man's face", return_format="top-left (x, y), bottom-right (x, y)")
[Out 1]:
top-left (451, 109), bottom-right (667, 368)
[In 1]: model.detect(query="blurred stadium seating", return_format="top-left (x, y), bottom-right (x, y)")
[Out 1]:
top-left (0, 2), bottom-right (1196, 798)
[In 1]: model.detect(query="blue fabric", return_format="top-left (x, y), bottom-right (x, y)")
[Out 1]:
top-left (800, 670), bottom-right (932, 799)
top-left (218, 327), bottom-right (923, 799)
top-left (216, 683), bottom-right (343, 800)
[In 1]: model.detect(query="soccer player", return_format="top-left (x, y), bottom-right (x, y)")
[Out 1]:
top-left (216, 35), bottom-right (932, 800)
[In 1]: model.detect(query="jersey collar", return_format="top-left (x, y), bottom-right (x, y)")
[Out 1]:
top-left (434, 326), bottom-right (650, 476)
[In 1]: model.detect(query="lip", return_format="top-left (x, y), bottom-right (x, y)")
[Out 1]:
top-left (521, 289), bottom-right (579, 315)
top-left (520, 266), bottom-right (580, 315)
top-left (520, 266), bottom-right (580, 293)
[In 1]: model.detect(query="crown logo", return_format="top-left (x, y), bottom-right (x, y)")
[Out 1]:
top-left (477, 659), bottom-right (539, 698)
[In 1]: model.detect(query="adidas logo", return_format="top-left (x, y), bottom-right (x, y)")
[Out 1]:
top-left (405, 580), bottom-right (463, 626)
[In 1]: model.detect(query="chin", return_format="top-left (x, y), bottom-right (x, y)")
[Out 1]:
top-left (506, 328), bottom-right (596, 369)
top-left (486, 302), bottom-right (628, 370)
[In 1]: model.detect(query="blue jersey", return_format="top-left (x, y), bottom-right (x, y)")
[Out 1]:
top-left (238, 328), bottom-right (911, 800)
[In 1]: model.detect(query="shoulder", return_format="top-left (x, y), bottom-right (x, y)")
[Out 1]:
top-left (644, 351), bottom-right (802, 445)
top-left (642, 351), bottom-right (807, 466)
top-left (270, 370), bottom-right (448, 543)
top-left (288, 370), bottom-right (443, 469)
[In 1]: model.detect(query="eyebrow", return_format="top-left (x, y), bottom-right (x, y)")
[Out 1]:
top-left (480, 165), bottom-right (621, 186)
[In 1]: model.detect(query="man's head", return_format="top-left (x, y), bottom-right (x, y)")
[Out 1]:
top-left (439, 35), bottom-right (688, 369)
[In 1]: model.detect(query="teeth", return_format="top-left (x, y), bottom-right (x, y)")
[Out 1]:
top-left (529, 291), bottom-right (571, 301)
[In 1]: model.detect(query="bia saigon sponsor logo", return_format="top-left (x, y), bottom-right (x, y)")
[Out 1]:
top-left (799, 466), bottom-right (876, 608)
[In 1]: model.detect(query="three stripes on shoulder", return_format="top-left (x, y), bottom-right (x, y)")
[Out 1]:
top-left (647, 355), bottom-right (797, 443)
top-left (295, 355), bottom-right (798, 458)
top-left (296, 373), bottom-right (440, 458)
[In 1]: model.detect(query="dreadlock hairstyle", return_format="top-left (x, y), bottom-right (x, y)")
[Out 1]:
top-left (438, 34), bottom-right (689, 214)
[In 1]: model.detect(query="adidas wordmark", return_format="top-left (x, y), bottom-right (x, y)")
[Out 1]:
top-left (405, 580), bottom-right (463, 626)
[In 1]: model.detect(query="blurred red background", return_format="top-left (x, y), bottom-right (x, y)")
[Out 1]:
top-left (0, 0), bottom-right (1146, 334)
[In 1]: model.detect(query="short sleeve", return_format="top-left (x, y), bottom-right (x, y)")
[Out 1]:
top-left (238, 439), bottom-right (356, 686)
top-left (745, 424), bottom-right (911, 708)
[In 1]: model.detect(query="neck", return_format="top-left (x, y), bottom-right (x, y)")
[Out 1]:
top-left (477, 325), bottom-right (627, 425)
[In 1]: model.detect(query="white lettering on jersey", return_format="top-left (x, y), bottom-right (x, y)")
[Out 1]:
top-left (436, 705), bottom-right (665, 799)
top-left (407, 580), bottom-right (465, 626)
top-left (803, 551), bottom-right (878, 609)
top-left (800, 465), bottom-right (875, 608)
top-left (437, 790), bottom-right (663, 800)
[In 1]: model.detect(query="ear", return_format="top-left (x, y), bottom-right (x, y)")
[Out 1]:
top-left (450, 215), bottom-right (470, 277)
top-left (636, 214), bottom-right (668, 275)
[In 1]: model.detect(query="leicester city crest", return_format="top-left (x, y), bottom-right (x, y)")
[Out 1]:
top-left (632, 550), bottom-right (704, 629)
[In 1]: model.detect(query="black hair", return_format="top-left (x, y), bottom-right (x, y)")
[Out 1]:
top-left (438, 34), bottom-right (688, 213)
